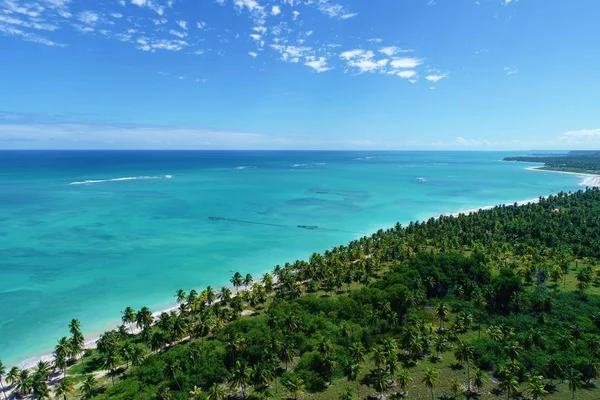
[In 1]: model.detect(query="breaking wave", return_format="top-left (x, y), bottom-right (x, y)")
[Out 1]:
top-left (69, 175), bottom-right (173, 185)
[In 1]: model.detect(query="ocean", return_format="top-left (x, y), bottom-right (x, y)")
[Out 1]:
top-left (0, 151), bottom-right (585, 366)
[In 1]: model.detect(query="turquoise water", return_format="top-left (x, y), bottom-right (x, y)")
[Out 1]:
top-left (0, 151), bottom-right (583, 366)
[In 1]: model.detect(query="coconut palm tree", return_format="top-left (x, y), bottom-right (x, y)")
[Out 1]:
top-left (68, 319), bottom-right (81, 336)
top-left (499, 373), bottom-right (519, 400)
top-left (15, 369), bottom-right (32, 397)
top-left (454, 341), bottom-right (475, 391)
top-left (6, 367), bottom-right (19, 387)
top-left (349, 342), bottom-right (366, 364)
top-left (251, 363), bottom-right (275, 393)
top-left (80, 375), bottom-right (97, 399)
top-left (219, 287), bottom-right (232, 304)
top-left (567, 368), bottom-right (584, 400)
top-left (136, 307), bottom-right (154, 331)
top-left (451, 378), bottom-right (462, 399)
top-left (397, 368), bottom-right (412, 396)
top-left (282, 374), bottom-right (305, 400)
top-left (343, 362), bottom-right (360, 399)
top-left (261, 273), bottom-right (274, 293)
top-left (473, 369), bottom-right (487, 393)
top-left (164, 359), bottom-right (183, 392)
top-left (206, 383), bottom-right (225, 400)
top-left (120, 343), bottom-right (135, 368)
top-left (527, 375), bottom-right (549, 400)
top-left (231, 272), bottom-right (243, 293)
top-left (278, 342), bottom-right (296, 371)
top-left (230, 361), bottom-right (251, 399)
top-left (175, 289), bottom-right (187, 304)
top-left (435, 303), bottom-right (448, 331)
top-left (422, 367), bottom-right (438, 400)
top-left (102, 349), bottom-right (120, 386)
top-left (371, 368), bottom-right (389, 397)
top-left (54, 378), bottom-right (74, 400)
top-left (131, 344), bottom-right (147, 366)
top-left (35, 361), bottom-right (51, 381)
top-left (122, 307), bottom-right (136, 334)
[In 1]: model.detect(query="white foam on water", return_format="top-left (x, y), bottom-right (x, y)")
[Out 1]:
top-left (69, 175), bottom-right (173, 185)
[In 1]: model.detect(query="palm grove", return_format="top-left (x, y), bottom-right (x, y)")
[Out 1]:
top-left (2, 188), bottom-right (600, 400)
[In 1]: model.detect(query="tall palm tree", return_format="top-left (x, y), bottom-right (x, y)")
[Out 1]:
top-left (343, 362), bottom-right (360, 399)
top-left (54, 378), bottom-right (74, 400)
top-left (0, 360), bottom-right (7, 400)
top-left (282, 374), bottom-right (305, 400)
top-left (80, 375), bottom-right (97, 399)
top-left (131, 344), bottom-right (147, 366)
top-left (371, 368), bottom-right (389, 397)
top-left (122, 307), bottom-right (136, 334)
top-left (397, 368), bottom-right (412, 396)
top-left (206, 383), bottom-right (225, 400)
top-left (435, 303), bottom-right (448, 331)
top-left (136, 307), bottom-right (154, 330)
top-left (219, 287), bottom-right (232, 304)
top-left (422, 367), bottom-right (438, 400)
top-left (231, 272), bottom-right (243, 293)
top-left (6, 367), bottom-right (19, 386)
top-left (101, 349), bottom-right (120, 386)
top-left (230, 361), bottom-right (251, 399)
top-left (68, 319), bottom-right (81, 336)
top-left (349, 342), bottom-right (366, 364)
top-left (278, 342), bottom-right (296, 371)
top-left (243, 273), bottom-right (253, 290)
top-left (527, 375), bottom-right (549, 400)
top-left (205, 286), bottom-right (216, 305)
top-left (120, 343), bottom-right (135, 368)
top-left (499, 373), bottom-right (519, 400)
top-left (175, 289), bottom-right (187, 304)
top-left (15, 369), bottom-right (32, 397)
top-left (454, 341), bottom-right (475, 391)
top-left (35, 361), bottom-right (51, 381)
top-left (567, 368), bottom-right (584, 400)
top-left (473, 369), bottom-right (487, 393)
top-left (164, 359), bottom-right (183, 391)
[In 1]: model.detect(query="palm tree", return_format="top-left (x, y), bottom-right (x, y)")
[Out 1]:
top-left (422, 367), bottom-right (438, 400)
top-left (433, 334), bottom-right (448, 360)
top-left (371, 368), bottom-right (389, 397)
top-left (35, 361), bottom-right (51, 381)
top-left (120, 343), bottom-right (135, 368)
top-left (122, 307), bottom-right (136, 334)
top-left (527, 375), bottom-right (548, 400)
top-left (68, 318), bottom-right (81, 336)
top-left (243, 273), bottom-right (253, 290)
top-left (230, 361), bottom-right (251, 399)
top-left (454, 341), bottom-right (474, 391)
top-left (206, 383), bottom-right (226, 400)
top-left (219, 287), bottom-right (232, 304)
top-left (15, 369), bottom-right (32, 397)
top-left (278, 342), bottom-right (296, 371)
top-left (176, 289), bottom-right (187, 303)
top-left (54, 378), bottom-right (75, 400)
top-left (397, 368), bottom-right (412, 396)
top-left (32, 375), bottom-right (50, 400)
top-left (261, 273), bottom-right (274, 293)
top-left (343, 362), bottom-right (360, 399)
top-left (435, 303), bottom-right (448, 331)
top-left (136, 307), bottom-right (154, 330)
top-left (282, 374), bottom-right (305, 400)
top-left (473, 369), bottom-right (486, 393)
top-left (53, 353), bottom-right (68, 378)
top-left (101, 349), bottom-right (120, 386)
top-left (131, 344), bottom-right (147, 366)
top-left (567, 368), bottom-right (584, 400)
top-left (205, 286), bottom-right (216, 305)
top-left (499, 373), bottom-right (519, 400)
top-left (80, 375), bottom-right (97, 399)
top-left (0, 360), bottom-right (7, 400)
top-left (451, 378), bottom-right (462, 399)
top-left (6, 367), bottom-right (19, 386)
top-left (231, 272), bottom-right (243, 293)
top-left (164, 359), bottom-right (183, 391)
top-left (349, 342), bottom-right (366, 364)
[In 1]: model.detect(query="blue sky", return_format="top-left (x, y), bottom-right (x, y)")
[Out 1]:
top-left (1, 0), bottom-right (599, 150)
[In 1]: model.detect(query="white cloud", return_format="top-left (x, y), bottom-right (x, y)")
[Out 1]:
top-left (305, 56), bottom-right (331, 73)
top-left (504, 66), bottom-right (518, 75)
top-left (270, 44), bottom-right (312, 63)
top-left (177, 20), bottom-right (188, 30)
top-left (425, 73), bottom-right (448, 82)
top-left (340, 49), bottom-right (366, 60)
top-left (78, 11), bottom-right (99, 25)
top-left (271, 5), bottom-right (281, 15)
top-left (169, 29), bottom-right (187, 39)
top-left (196, 21), bottom-right (207, 29)
top-left (110, 13), bottom-right (123, 18)
top-left (560, 129), bottom-right (600, 143)
top-left (316, 0), bottom-right (356, 19)
top-left (379, 46), bottom-right (398, 56)
top-left (292, 10), bottom-right (299, 20)
top-left (248, 51), bottom-right (257, 57)
top-left (397, 70), bottom-right (417, 79)
top-left (136, 37), bottom-right (188, 52)
top-left (389, 57), bottom-right (423, 69)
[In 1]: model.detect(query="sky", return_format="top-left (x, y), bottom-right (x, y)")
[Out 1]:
top-left (1, 0), bottom-right (599, 150)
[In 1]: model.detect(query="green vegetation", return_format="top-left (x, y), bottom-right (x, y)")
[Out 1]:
top-left (3, 188), bottom-right (600, 400)
top-left (504, 151), bottom-right (600, 174)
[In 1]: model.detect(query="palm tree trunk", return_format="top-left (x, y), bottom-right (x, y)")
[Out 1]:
top-left (175, 378), bottom-right (182, 392)
top-left (431, 387), bottom-right (434, 400)
top-left (467, 361), bottom-right (471, 391)
top-left (572, 389), bottom-right (575, 400)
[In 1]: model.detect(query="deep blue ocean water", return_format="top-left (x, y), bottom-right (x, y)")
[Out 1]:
top-left (0, 151), bottom-right (584, 366)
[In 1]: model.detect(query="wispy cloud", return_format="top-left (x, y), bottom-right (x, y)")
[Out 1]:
top-left (504, 66), bottom-right (518, 75)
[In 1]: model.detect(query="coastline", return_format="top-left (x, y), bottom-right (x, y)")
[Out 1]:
top-left (13, 170), bottom-right (600, 370)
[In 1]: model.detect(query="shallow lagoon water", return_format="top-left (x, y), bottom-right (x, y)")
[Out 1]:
top-left (0, 151), bottom-right (583, 366)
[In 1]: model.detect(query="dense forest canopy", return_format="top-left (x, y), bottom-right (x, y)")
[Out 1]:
top-left (504, 151), bottom-right (600, 174)
top-left (3, 189), bottom-right (600, 400)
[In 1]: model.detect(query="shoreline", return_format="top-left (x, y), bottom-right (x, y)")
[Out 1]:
top-left (12, 169), bottom-right (600, 370)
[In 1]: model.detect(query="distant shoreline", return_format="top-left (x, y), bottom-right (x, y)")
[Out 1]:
top-left (525, 166), bottom-right (600, 186)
